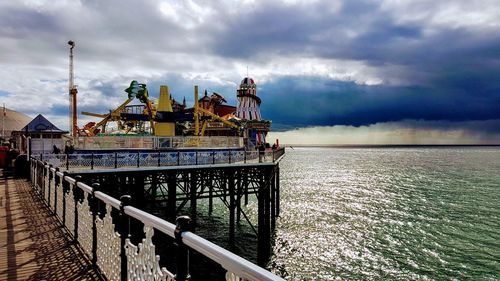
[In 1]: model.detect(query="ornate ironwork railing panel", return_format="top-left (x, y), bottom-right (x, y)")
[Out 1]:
top-left (96, 204), bottom-right (121, 281)
top-left (77, 192), bottom-right (93, 257)
top-left (56, 180), bottom-right (64, 219)
top-left (44, 168), bottom-right (50, 202)
top-left (125, 225), bottom-right (175, 281)
top-left (65, 183), bottom-right (76, 234)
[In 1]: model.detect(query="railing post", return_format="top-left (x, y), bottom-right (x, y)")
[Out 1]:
top-left (54, 167), bottom-right (60, 214)
top-left (229, 150), bottom-right (232, 164)
top-left (137, 151), bottom-right (140, 168)
top-left (66, 153), bottom-right (69, 170)
top-left (195, 151), bottom-right (198, 165)
top-left (177, 151), bottom-right (180, 166)
top-left (49, 164), bottom-right (57, 212)
top-left (158, 151), bottom-right (161, 167)
top-left (73, 175), bottom-right (82, 242)
top-left (114, 152), bottom-right (118, 168)
top-left (62, 171), bottom-right (69, 226)
top-left (244, 149), bottom-right (247, 164)
top-left (47, 164), bottom-right (53, 206)
top-left (91, 153), bottom-right (94, 170)
top-left (175, 216), bottom-right (192, 281)
top-left (212, 151), bottom-right (215, 164)
top-left (91, 183), bottom-right (100, 268)
top-left (119, 195), bottom-right (132, 281)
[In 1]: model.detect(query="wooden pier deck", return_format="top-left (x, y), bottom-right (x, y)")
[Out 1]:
top-left (0, 176), bottom-right (101, 280)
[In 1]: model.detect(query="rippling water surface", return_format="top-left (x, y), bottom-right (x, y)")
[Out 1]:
top-left (269, 147), bottom-right (500, 280)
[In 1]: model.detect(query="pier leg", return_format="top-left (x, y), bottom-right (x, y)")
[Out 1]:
top-left (167, 173), bottom-right (177, 222)
top-left (271, 169), bottom-right (276, 231)
top-left (208, 171), bottom-right (213, 215)
top-left (236, 170), bottom-right (242, 224)
top-left (244, 172), bottom-right (248, 206)
top-left (228, 171), bottom-right (235, 247)
top-left (257, 171), bottom-right (270, 266)
top-left (276, 166), bottom-right (280, 217)
top-left (264, 169), bottom-right (271, 253)
top-left (190, 171), bottom-right (197, 225)
top-left (134, 175), bottom-right (145, 209)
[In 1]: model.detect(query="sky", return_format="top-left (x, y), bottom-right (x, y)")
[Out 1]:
top-left (1, 0), bottom-right (500, 144)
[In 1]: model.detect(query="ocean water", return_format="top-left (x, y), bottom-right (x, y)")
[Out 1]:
top-left (269, 147), bottom-right (500, 280)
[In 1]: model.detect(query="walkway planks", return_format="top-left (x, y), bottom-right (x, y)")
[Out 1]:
top-left (0, 176), bottom-right (101, 281)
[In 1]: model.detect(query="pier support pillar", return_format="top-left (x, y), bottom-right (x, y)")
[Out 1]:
top-left (228, 171), bottom-right (235, 246)
top-left (257, 169), bottom-right (271, 266)
top-left (190, 171), bottom-right (197, 225)
top-left (167, 173), bottom-right (177, 222)
top-left (208, 171), bottom-right (213, 215)
top-left (270, 168), bottom-right (276, 231)
top-left (276, 166), bottom-right (280, 217)
top-left (236, 170), bottom-right (242, 224)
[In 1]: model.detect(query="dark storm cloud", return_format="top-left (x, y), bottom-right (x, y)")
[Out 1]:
top-left (209, 1), bottom-right (500, 84)
top-left (1, 0), bottom-right (500, 139)
top-left (260, 76), bottom-right (500, 132)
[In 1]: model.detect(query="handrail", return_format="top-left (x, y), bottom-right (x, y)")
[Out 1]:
top-left (182, 232), bottom-right (279, 281)
top-left (29, 158), bottom-right (284, 281)
top-left (124, 206), bottom-right (177, 235)
top-left (94, 191), bottom-right (121, 209)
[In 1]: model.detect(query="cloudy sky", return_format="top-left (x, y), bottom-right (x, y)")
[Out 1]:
top-left (1, 0), bottom-right (500, 144)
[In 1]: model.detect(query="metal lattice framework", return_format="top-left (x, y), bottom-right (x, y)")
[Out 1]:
top-left (125, 225), bottom-right (175, 281)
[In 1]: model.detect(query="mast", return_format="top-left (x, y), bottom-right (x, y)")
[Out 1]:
top-left (68, 40), bottom-right (78, 137)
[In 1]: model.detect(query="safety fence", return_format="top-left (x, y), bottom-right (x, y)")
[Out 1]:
top-left (73, 136), bottom-right (244, 150)
top-left (33, 147), bottom-right (285, 171)
top-left (30, 158), bottom-right (284, 281)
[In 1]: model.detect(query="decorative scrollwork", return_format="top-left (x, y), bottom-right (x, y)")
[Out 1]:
top-left (77, 192), bottom-right (93, 257)
top-left (125, 225), bottom-right (175, 281)
top-left (65, 184), bottom-right (75, 234)
top-left (56, 183), bottom-right (64, 220)
top-left (96, 204), bottom-right (121, 281)
top-left (50, 177), bottom-right (56, 211)
top-left (44, 172), bottom-right (50, 201)
top-left (225, 272), bottom-right (248, 281)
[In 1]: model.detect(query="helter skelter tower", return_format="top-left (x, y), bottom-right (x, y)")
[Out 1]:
top-left (236, 77), bottom-right (269, 146)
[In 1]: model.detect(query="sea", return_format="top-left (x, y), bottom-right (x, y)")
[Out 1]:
top-left (266, 146), bottom-right (500, 280)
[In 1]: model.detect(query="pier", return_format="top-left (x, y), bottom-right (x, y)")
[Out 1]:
top-left (2, 147), bottom-right (285, 280)
top-left (0, 177), bottom-right (100, 280)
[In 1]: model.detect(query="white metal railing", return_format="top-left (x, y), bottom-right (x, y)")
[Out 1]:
top-left (73, 136), bottom-right (244, 150)
top-left (32, 147), bottom-right (285, 171)
top-left (30, 159), bottom-right (284, 281)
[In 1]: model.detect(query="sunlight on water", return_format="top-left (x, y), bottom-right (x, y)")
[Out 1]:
top-left (270, 147), bottom-right (500, 280)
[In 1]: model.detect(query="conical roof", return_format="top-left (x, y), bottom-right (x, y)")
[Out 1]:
top-left (0, 108), bottom-right (32, 138)
top-left (20, 114), bottom-right (67, 134)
